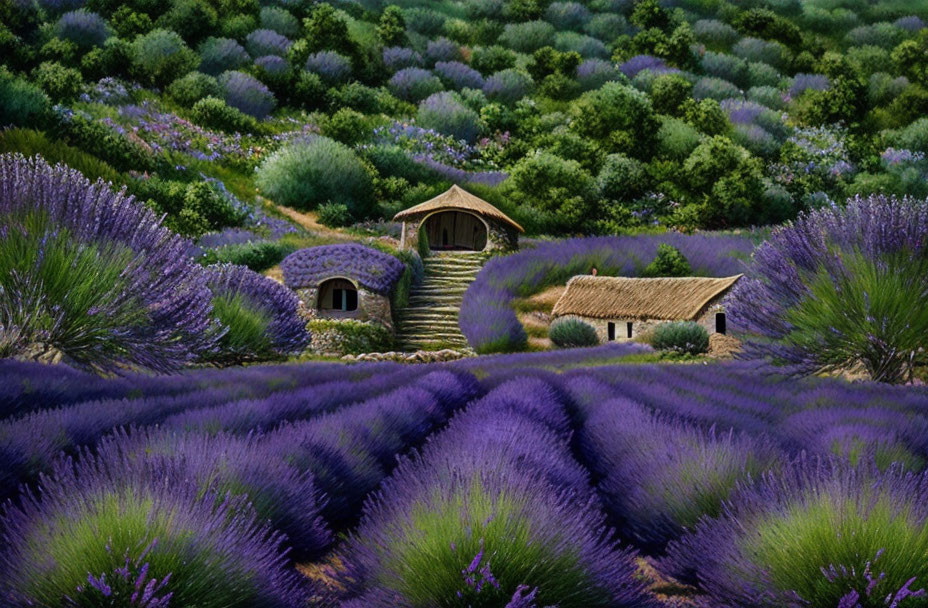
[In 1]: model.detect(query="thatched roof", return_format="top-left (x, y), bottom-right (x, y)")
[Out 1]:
top-left (393, 184), bottom-right (524, 232)
top-left (552, 275), bottom-right (743, 321)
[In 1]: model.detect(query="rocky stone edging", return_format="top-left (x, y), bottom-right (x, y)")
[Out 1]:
top-left (341, 349), bottom-right (472, 363)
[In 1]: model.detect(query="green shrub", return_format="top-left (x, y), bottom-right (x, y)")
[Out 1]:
top-left (0, 69), bottom-right (51, 128)
top-left (390, 249), bottom-right (423, 312)
top-left (197, 240), bottom-right (296, 272)
top-left (0, 129), bottom-right (120, 184)
top-left (322, 107), bottom-right (369, 146)
top-left (57, 113), bottom-right (155, 173)
top-left (549, 317), bottom-right (599, 348)
top-left (316, 202), bottom-right (353, 227)
top-left (307, 319), bottom-right (393, 355)
top-left (210, 291), bottom-right (273, 360)
top-left (183, 181), bottom-right (245, 230)
top-left (167, 71), bottom-right (221, 107)
top-left (255, 136), bottom-right (374, 214)
top-left (131, 28), bottom-right (199, 87)
top-left (190, 96), bottom-right (259, 133)
top-left (33, 61), bottom-right (83, 102)
top-left (651, 321), bottom-right (709, 355)
top-left (642, 243), bottom-right (692, 277)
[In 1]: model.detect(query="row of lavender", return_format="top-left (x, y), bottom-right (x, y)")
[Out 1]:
top-left (459, 232), bottom-right (757, 352)
top-left (0, 360), bottom-right (482, 606)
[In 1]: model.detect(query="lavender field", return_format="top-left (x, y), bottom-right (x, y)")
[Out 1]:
top-left (1, 348), bottom-right (927, 607)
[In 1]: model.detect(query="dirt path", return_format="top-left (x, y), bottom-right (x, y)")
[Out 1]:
top-left (260, 196), bottom-right (353, 241)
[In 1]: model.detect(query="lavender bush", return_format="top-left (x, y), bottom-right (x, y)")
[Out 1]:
top-left (382, 47), bottom-right (423, 72)
top-left (197, 37), bottom-right (250, 76)
top-left (388, 67), bottom-right (444, 103)
top-left (281, 243), bottom-right (405, 294)
top-left (0, 154), bottom-right (215, 373)
top-left (205, 264), bottom-right (309, 364)
top-left (219, 70), bottom-right (276, 119)
top-left (483, 69), bottom-right (534, 104)
top-left (339, 377), bottom-right (654, 607)
top-left (0, 448), bottom-right (312, 607)
top-left (619, 55), bottom-right (669, 78)
top-left (576, 59), bottom-right (623, 91)
top-left (304, 50), bottom-right (352, 84)
top-left (433, 61), bottom-right (485, 91)
top-left (728, 195), bottom-right (928, 383)
top-left (425, 37), bottom-right (462, 65)
top-left (55, 10), bottom-right (110, 49)
top-left (417, 92), bottom-right (481, 143)
top-left (245, 28), bottom-right (291, 58)
top-left (662, 458), bottom-right (928, 607)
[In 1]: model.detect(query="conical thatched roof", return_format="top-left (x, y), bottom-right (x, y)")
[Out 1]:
top-left (393, 184), bottom-right (524, 232)
top-left (552, 275), bottom-right (743, 321)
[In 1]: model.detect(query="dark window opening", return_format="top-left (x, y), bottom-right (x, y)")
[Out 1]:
top-left (715, 312), bottom-right (726, 335)
top-left (626, 322), bottom-right (633, 338)
top-left (607, 322), bottom-right (615, 341)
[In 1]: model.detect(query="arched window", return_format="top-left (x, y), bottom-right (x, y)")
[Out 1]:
top-left (318, 278), bottom-right (358, 315)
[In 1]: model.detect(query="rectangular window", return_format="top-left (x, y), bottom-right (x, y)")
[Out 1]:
top-left (607, 322), bottom-right (615, 341)
top-left (333, 288), bottom-right (345, 311)
top-left (345, 289), bottom-right (358, 311)
top-left (715, 312), bottom-right (726, 335)
top-left (626, 322), bottom-right (633, 339)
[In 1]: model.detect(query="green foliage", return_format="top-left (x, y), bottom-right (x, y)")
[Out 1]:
top-left (0, 129), bottom-right (120, 184)
top-left (183, 181), bottom-right (245, 230)
top-left (197, 241), bottom-right (297, 272)
top-left (255, 136), bottom-right (374, 214)
top-left (302, 3), bottom-right (356, 56)
top-left (0, 212), bottom-right (142, 366)
top-left (110, 6), bottom-right (153, 38)
top-left (167, 71), bottom-right (221, 107)
top-left (642, 243), bottom-right (692, 277)
top-left (571, 82), bottom-right (659, 158)
top-left (650, 73), bottom-right (693, 116)
top-left (683, 135), bottom-right (769, 227)
top-left (681, 98), bottom-right (730, 136)
top-left (317, 202), bottom-right (353, 227)
top-left (322, 107), bottom-right (369, 146)
top-left (131, 28), bottom-right (199, 88)
top-left (190, 96), bottom-right (259, 133)
top-left (784, 252), bottom-right (928, 384)
top-left (0, 68), bottom-right (50, 128)
top-left (506, 151), bottom-right (596, 232)
top-left (651, 321), bottom-right (709, 355)
top-left (597, 154), bottom-right (649, 202)
top-left (377, 5), bottom-right (407, 47)
top-left (57, 113), bottom-right (154, 173)
top-left (307, 319), bottom-right (393, 355)
top-left (33, 61), bottom-right (83, 102)
top-left (549, 317), bottom-right (600, 348)
top-left (210, 291), bottom-right (274, 362)
top-left (157, 0), bottom-right (217, 45)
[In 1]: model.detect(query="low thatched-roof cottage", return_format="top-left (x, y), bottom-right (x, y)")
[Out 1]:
top-left (552, 274), bottom-right (743, 342)
top-left (394, 184), bottom-right (523, 252)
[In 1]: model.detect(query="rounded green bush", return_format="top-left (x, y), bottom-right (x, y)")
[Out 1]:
top-left (651, 321), bottom-right (709, 355)
top-left (255, 136), bottom-right (374, 214)
top-left (130, 28), bottom-right (199, 88)
top-left (549, 317), bottom-right (599, 348)
top-left (167, 71), bottom-right (221, 107)
top-left (190, 96), bottom-right (258, 133)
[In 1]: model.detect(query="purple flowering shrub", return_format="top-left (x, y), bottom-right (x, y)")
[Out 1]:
top-left (245, 28), bottom-right (291, 58)
top-left (281, 243), bottom-right (405, 294)
top-left (728, 195), bottom-right (928, 383)
top-left (0, 446), bottom-right (313, 607)
top-left (417, 92), bottom-right (482, 143)
top-left (692, 76), bottom-right (742, 101)
top-left (460, 233), bottom-right (755, 353)
top-left (576, 58), bottom-right (623, 91)
top-left (55, 9), bottom-right (110, 49)
top-left (0, 154), bottom-right (215, 373)
top-left (219, 70), bottom-right (276, 119)
top-left (304, 50), bottom-right (352, 84)
top-left (205, 264), bottom-right (309, 364)
top-left (662, 458), bottom-right (928, 607)
top-left (433, 61), bottom-right (485, 91)
top-left (388, 67), bottom-right (444, 103)
top-left (788, 72), bottom-right (830, 98)
top-left (425, 37), bottom-right (462, 65)
top-left (382, 47), bottom-right (423, 72)
top-left (339, 377), bottom-right (654, 607)
top-left (197, 37), bottom-right (250, 76)
top-left (483, 69), bottom-right (534, 104)
top-left (619, 55), bottom-right (669, 78)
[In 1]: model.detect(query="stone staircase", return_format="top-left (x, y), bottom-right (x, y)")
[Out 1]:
top-left (395, 252), bottom-right (485, 351)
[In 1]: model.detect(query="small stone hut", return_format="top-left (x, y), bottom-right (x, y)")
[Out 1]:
top-left (552, 274), bottom-right (743, 342)
top-left (280, 244), bottom-right (405, 329)
top-left (394, 184), bottom-right (523, 252)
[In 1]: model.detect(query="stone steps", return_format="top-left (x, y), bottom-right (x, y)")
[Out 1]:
top-left (395, 252), bottom-right (485, 351)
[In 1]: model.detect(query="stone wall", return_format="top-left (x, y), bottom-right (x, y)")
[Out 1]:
top-left (558, 297), bottom-right (729, 344)
top-left (295, 286), bottom-right (393, 330)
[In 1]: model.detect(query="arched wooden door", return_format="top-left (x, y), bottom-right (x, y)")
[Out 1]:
top-left (423, 211), bottom-right (488, 251)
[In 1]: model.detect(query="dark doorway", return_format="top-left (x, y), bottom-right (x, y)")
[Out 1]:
top-left (424, 211), bottom-right (488, 251)
top-left (715, 312), bottom-right (726, 335)
top-left (626, 322), bottom-right (633, 338)
top-left (318, 278), bottom-right (359, 315)
top-left (607, 322), bottom-right (615, 341)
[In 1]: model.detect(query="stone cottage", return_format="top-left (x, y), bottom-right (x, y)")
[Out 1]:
top-left (280, 243), bottom-right (406, 329)
top-left (394, 184), bottom-right (523, 252)
top-left (551, 274), bottom-right (743, 342)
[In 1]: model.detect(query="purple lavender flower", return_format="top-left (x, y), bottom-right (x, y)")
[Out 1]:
top-left (619, 55), bottom-right (668, 78)
top-left (382, 47), bottom-right (423, 72)
top-left (425, 37), bottom-right (462, 65)
top-left (196, 37), bottom-right (250, 76)
top-left (281, 244), bottom-right (405, 294)
top-left (433, 61), bottom-right (485, 91)
top-left (245, 28), bottom-right (291, 58)
top-left (482, 69), bottom-right (534, 104)
top-left (304, 50), bottom-right (352, 84)
top-left (219, 70), bottom-right (276, 119)
top-left (789, 73), bottom-right (830, 97)
top-left (389, 67), bottom-right (444, 102)
top-left (55, 9), bottom-right (110, 49)
top-left (576, 58), bottom-right (622, 91)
